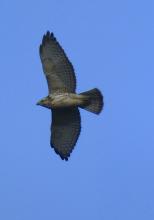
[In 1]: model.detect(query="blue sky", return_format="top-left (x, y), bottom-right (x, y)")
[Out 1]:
top-left (0, 0), bottom-right (154, 219)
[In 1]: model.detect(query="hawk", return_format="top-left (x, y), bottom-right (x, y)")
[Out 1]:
top-left (37, 31), bottom-right (104, 160)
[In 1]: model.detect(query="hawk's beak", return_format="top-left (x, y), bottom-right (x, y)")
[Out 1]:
top-left (36, 101), bottom-right (41, 105)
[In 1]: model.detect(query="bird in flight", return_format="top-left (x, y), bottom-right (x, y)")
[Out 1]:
top-left (37, 31), bottom-right (104, 160)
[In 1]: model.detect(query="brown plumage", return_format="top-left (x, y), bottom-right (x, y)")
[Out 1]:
top-left (37, 31), bottom-right (104, 160)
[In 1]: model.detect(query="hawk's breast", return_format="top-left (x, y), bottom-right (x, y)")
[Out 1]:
top-left (50, 93), bottom-right (85, 108)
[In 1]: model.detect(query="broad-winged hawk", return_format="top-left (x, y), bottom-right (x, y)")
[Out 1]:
top-left (37, 31), bottom-right (104, 160)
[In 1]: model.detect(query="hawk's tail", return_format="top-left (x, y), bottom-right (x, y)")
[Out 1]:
top-left (79, 88), bottom-right (104, 114)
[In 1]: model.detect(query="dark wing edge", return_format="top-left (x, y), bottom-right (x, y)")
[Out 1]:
top-left (39, 31), bottom-right (76, 93)
top-left (50, 107), bottom-right (81, 160)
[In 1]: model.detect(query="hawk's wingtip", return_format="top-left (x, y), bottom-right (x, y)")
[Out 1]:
top-left (61, 156), bottom-right (69, 161)
top-left (51, 143), bottom-right (70, 161)
top-left (41, 31), bottom-right (56, 44)
top-left (59, 152), bottom-right (70, 161)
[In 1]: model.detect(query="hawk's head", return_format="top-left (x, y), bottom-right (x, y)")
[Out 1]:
top-left (36, 96), bottom-right (52, 109)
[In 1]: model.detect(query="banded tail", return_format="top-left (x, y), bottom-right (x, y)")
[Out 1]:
top-left (79, 88), bottom-right (104, 114)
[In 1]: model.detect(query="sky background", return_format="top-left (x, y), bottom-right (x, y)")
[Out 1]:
top-left (0, 0), bottom-right (154, 219)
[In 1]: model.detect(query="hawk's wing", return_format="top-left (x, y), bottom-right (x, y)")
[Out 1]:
top-left (51, 107), bottom-right (81, 160)
top-left (39, 31), bottom-right (76, 93)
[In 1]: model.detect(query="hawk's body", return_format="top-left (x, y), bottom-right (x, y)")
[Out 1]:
top-left (37, 93), bottom-right (89, 109)
top-left (37, 31), bottom-right (104, 160)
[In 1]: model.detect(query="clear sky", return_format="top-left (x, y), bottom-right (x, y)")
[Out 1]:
top-left (0, 0), bottom-right (154, 219)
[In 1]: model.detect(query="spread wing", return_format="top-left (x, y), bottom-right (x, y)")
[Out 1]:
top-left (51, 107), bottom-right (81, 160)
top-left (39, 31), bottom-right (76, 94)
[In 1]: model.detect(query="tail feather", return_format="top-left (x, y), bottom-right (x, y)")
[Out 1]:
top-left (79, 88), bottom-right (104, 114)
